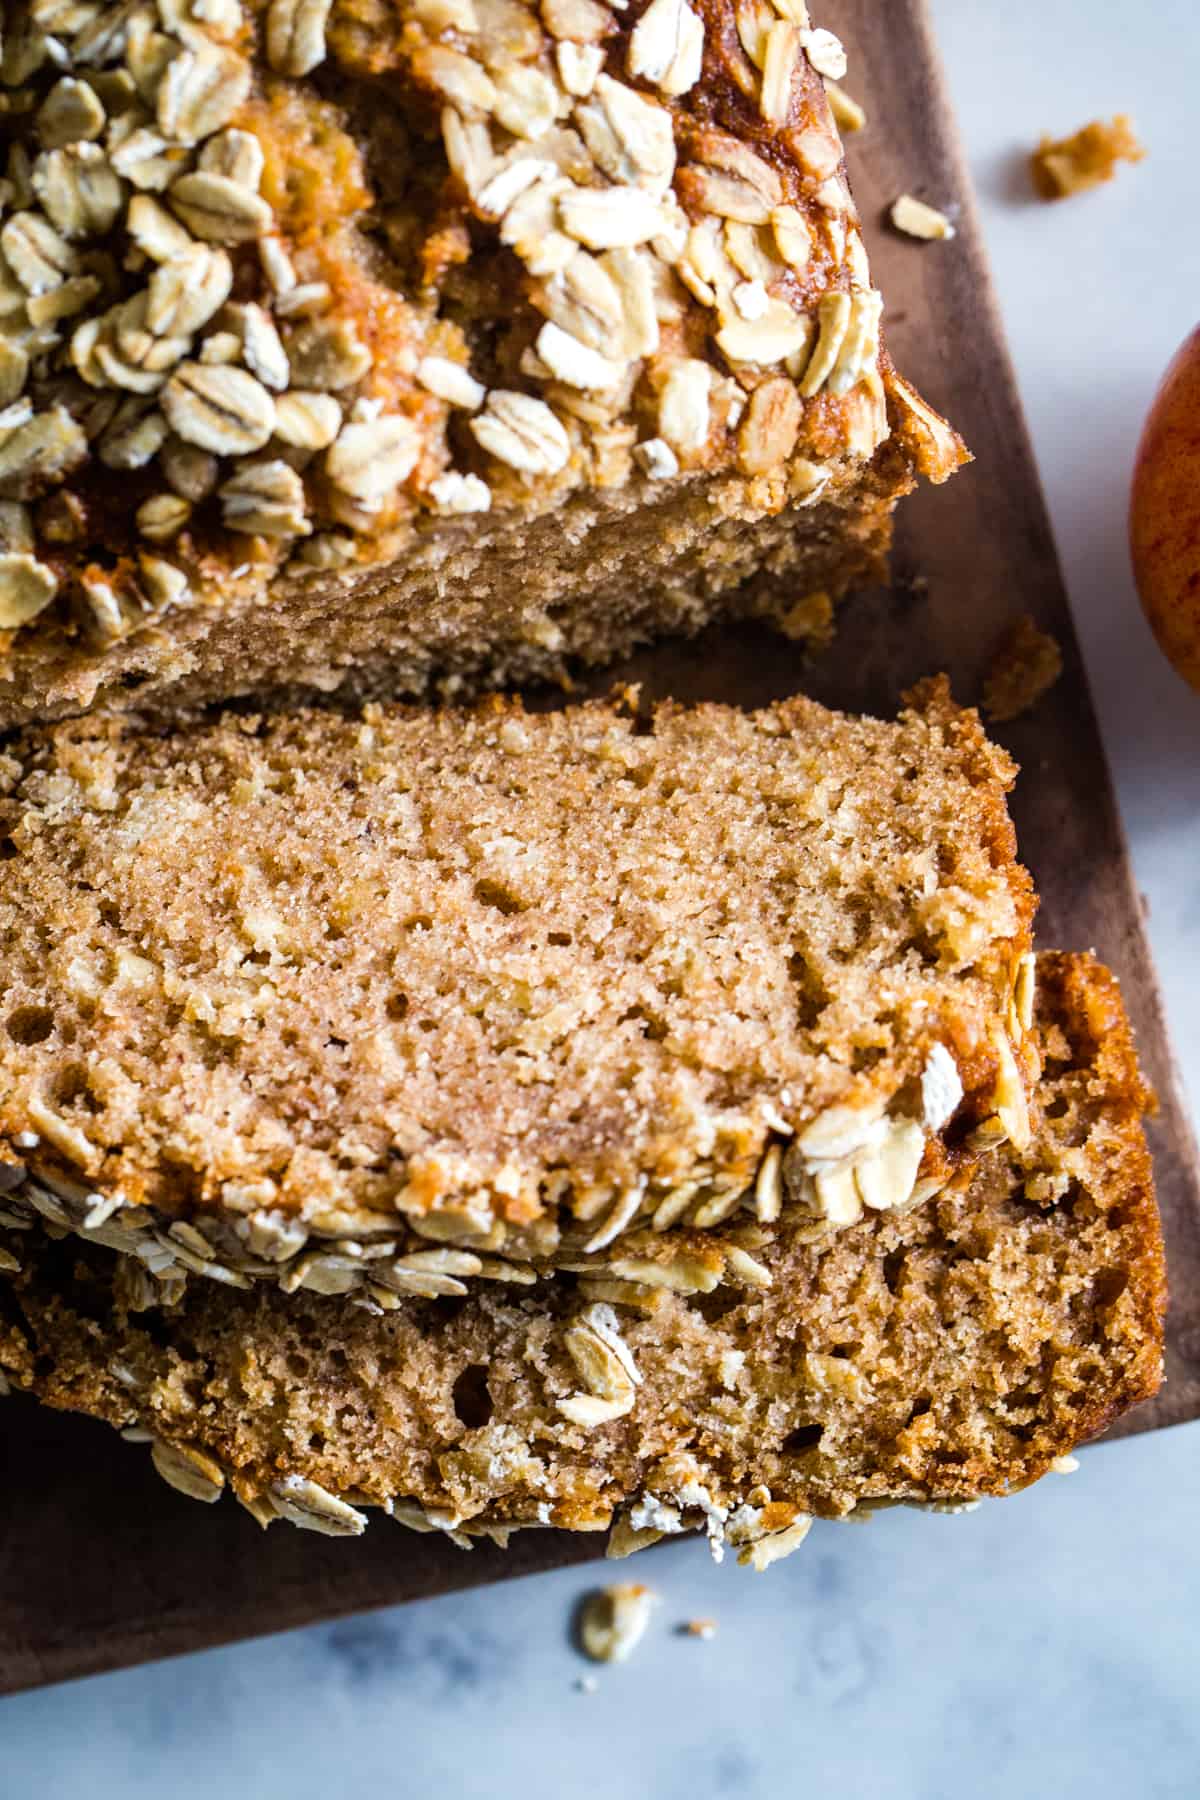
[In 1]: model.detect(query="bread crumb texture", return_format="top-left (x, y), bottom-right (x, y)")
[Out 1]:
top-left (0, 0), bottom-right (965, 726)
top-left (0, 687), bottom-right (1036, 1294)
top-left (0, 953), bottom-right (1165, 1547)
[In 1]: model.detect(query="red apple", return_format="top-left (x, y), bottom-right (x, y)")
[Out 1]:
top-left (1130, 324), bottom-right (1200, 693)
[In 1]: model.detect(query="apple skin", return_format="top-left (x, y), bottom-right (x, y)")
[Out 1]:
top-left (1130, 324), bottom-right (1200, 693)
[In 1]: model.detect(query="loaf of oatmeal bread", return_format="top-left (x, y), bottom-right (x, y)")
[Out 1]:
top-left (0, 683), bottom-right (1036, 1302)
top-left (0, 955), bottom-right (1164, 1559)
top-left (0, 0), bottom-right (964, 728)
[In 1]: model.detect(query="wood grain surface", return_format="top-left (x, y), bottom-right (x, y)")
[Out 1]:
top-left (2, 0), bottom-right (1197, 1697)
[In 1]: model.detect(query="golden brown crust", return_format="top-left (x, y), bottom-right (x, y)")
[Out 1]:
top-left (1001, 952), bottom-right (1165, 1456)
top-left (0, 952), bottom-right (1165, 1541)
top-left (884, 364), bottom-right (969, 486)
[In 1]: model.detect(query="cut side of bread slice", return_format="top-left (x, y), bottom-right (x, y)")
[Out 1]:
top-left (0, 2), bottom-right (964, 729)
top-left (0, 684), bottom-right (1035, 1304)
top-left (0, 954), bottom-right (1164, 1564)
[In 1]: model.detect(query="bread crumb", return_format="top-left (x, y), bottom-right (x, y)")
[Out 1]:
top-left (890, 195), bottom-right (956, 241)
top-left (775, 588), bottom-right (834, 643)
top-left (1031, 116), bottom-right (1145, 199)
top-left (679, 1617), bottom-right (718, 1640)
top-left (982, 616), bottom-right (1064, 722)
top-left (578, 1583), bottom-right (657, 1663)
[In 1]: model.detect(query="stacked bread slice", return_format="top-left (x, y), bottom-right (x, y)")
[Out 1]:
top-left (0, 696), bottom-right (1164, 1557)
top-left (0, 0), bottom-right (1164, 1570)
top-left (0, 947), bottom-right (1164, 1557)
top-left (0, 685), bottom-right (1037, 1306)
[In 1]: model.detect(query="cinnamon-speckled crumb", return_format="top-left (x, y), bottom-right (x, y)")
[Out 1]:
top-left (0, 686), bottom-right (1034, 1267)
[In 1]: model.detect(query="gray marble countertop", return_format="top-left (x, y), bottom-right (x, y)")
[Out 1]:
top-left (8, 1424), bottom-right (1199, 1799)
top-left (5, 0), bottom-right (1199, 1791)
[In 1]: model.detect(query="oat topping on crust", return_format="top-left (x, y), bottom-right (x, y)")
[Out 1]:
top-left (823, 79), bottom-right (863, 135)
top-left (0, 0), bottom-right (895, 649)
top-left (0, 956), bottom-right (1166, 1554)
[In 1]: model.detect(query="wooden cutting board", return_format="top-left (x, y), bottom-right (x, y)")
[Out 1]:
top-left (3, 0), bottom-right (1198, 1698)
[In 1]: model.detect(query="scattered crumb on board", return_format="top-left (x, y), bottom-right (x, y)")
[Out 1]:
top-left (776, 589), bottom-right (835, 644)
top-left (982, 616), bottom-right (1064, 722)
top-left (1031, 116), bottom-right (1145, 199)
top-left (891, 195), bottom-right (956, 241)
